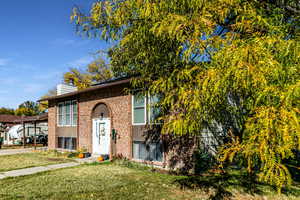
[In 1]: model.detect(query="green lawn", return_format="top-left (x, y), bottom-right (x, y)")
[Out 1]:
top-left (0, 153), bottom-right (72, 172)
top-left (0, 162), bottom-right (299, 200)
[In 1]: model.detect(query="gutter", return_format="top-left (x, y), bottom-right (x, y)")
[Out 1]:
top-left (38, 78), bottom-right (131, 102)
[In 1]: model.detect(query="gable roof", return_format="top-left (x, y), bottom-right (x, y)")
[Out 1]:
top-left (13, 113), bottom-right (48, 123)
top-left (0, 115), bottom-right (23, 123)
top-left (39, 78), bottom-right (131, 102)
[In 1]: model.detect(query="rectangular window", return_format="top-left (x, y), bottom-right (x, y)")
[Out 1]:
top-left (133, 141), bottom-right (163, 162)
top-left (149, 95), bottom-right (161, 123)
top-left (58, 137), bottom-right (63, 148)
top-left (58, 103), bottom-right (64, 126)
top-left (132, 93), bottom-right (162, 125)
top-left (57, 101), bottom-right (78, 127)
top-left (57, 137), bottom-right (77, 150)
top-left (65, 101), bottom-right (71, 126)
top-left (72, 101), bottom-right (78, 126)
top-left (71, 138), bottom-right (77, 150)
top-left (132, 94), bottom-right (146, 125)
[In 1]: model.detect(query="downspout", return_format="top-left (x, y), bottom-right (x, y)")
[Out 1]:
top-left (129, 94), bottom-right (133, 160)
top-left (34, 121), bottom-right (37, 150)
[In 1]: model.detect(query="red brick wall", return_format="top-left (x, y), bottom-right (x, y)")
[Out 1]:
top-left (47, 84), bottom-right (200, 170)
top-left (78, 86), bottom-right (132, 158)
top-left (47, 101), bottom-right (57, 149)
top-left (48, 83), bottom-right (132, 159)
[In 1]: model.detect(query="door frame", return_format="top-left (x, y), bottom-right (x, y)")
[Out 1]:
top-left (92, 118), bottom-right (111, 155)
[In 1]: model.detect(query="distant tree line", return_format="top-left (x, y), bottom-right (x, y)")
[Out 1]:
top-left (0, 101), bottom-right (45, 116)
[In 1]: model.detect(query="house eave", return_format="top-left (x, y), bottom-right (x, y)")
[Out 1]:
top-left (38, 78), bottom-right (131, 102)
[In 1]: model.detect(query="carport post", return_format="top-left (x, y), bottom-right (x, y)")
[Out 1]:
top-left (34, 121), bottom-right (37, 150)
top-left (22, 122), bottom-right (26, 148)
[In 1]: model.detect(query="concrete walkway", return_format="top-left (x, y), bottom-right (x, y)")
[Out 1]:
top-left (0, 147), bottom-right (47, 156)
top-left (0, 148), bottom-right (99, 180)
top-left (0, 162), bottom-right (80, 180)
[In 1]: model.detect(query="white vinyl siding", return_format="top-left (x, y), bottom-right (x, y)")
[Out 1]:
top-left (57, 101), bottom-right (78, 127)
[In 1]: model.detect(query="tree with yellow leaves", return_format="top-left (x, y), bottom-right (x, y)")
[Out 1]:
top-left (72, 0), bottom-right (300, 191)
top-left (64, 57), bottom-right (113, 89)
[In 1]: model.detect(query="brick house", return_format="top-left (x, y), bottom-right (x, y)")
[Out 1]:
top-left (41, 78), bottom-right (166, 165)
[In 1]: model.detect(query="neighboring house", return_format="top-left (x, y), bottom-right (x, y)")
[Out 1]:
top-left (0, 113), bottom-right (48, 145)
top-left (12, 113), bottom-right (48, 145)
top-left (0, 114), bottom-right (23, 128)
top-left (0, 115), bottom-right (23, 144)
top-left (41, 78), bottom-right (168, 166)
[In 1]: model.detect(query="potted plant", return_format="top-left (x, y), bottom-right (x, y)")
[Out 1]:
top-left (78, 148), bottom-right (91, 159)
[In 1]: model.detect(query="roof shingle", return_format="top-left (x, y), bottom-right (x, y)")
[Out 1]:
top-left (0, 115), bottom-right (23, 123)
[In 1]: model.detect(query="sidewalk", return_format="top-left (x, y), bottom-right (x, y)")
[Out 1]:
top-left (0, 162), bottom-right (80, 180)
top-left (0, 147), bottom-right (47, 156)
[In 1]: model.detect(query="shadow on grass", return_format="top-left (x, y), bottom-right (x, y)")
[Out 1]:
top-left (174, 171), bottom-right (300, 200)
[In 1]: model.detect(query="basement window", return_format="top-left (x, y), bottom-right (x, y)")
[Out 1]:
top-left (57, 137), bottom-right (77, 150)
top-left (133, 141), bottom-right (163, 162)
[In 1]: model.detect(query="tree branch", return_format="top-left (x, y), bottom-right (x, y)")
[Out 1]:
top-left (285, 5), bottom-right (300, 14)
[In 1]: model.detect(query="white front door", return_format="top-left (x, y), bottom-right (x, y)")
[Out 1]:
top-left (92, 118), bottom-right (111, 155)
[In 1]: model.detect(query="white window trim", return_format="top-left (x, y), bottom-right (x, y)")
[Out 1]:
top-left (71, 100), bottom-right (78, 127)
top-left (132, 141), bottom-right (164, 162)
top-left (57, 102), bottom-right (65, 127)
top-left (148, 94), bottom-right (162, 125)
top-left (57, 137), bottom-right (77, 150)
top-left (57, 100), bottom-right (78, 127)
top-left (65, 101), bottom-right (72, 127)
top-left (132, 95), bottom-right (147, 125)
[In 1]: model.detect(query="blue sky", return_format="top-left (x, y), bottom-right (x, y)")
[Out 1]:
top-left (0, 0), bottom-right (111, 108)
